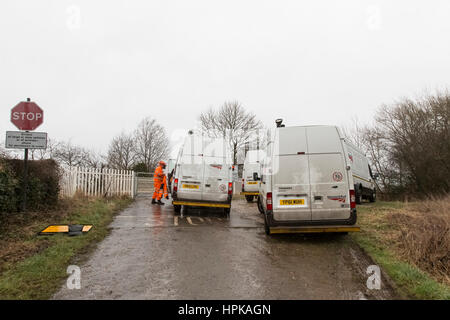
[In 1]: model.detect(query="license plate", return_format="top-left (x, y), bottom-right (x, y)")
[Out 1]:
top-left (280, 199), bottom-right (305, 205)
top-left (247, 181), bottom-right (257, 185)
top-left (182, 184), bottom-right (199, 189)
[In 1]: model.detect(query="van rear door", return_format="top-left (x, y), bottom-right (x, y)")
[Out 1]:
top-left (307, 126), bottom-right (351, 221)
top-left (202, 156), bottom-right (230, 202)
top-left (178, 155), bottom-right (203, 200)
top-left (272, 127), bottom-right (311, 221)
top-left (201, 137), bottom-right (230, 202)
top-left (178, 135), bottom-right (204, 200)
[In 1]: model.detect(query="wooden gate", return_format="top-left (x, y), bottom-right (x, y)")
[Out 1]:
top-left (136, 172), bottom-right (154, 194)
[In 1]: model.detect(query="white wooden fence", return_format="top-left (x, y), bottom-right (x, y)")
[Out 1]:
top-left (60, 167), bottom-right (136, 198)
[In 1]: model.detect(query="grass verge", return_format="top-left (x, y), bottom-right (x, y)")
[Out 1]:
top-left (352, 200), bottom-right (450, 300)
top-left (0, 196), bottom-right (132, 299)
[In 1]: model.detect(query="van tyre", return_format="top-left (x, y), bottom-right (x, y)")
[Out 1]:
top-left (245, 195), bottom-right (254, 202)
top-left (224, 207), bottom-right (231, 217)
top-left (264, 214), bottom-right (271, 235)
top-left (257, 196), bottom-right (264, 214)
top-left (369, 189), bottom-right (376, 203)
top-left (356, 187), bottom-right (363, 204)
top-left (173, 205), bottom-right (181, 213)
top-left (348, 209), bottom-right (357, 225)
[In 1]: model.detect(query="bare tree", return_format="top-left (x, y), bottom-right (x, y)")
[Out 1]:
top-left (52, 141), bottom-right (103, 168)
top-left (52, 141), bottom-right (82, 167)
top-left (199, 101), bottom-right (263, 164)
top-left (30, 138), bottom-right (61, 160)
top-left (134, 117), bottom-right (170, 171)
top-left (363, 91), bottom-right (450, 196)
top-left (107, 132), bottom-right (136, 170)
top-left (0, 141), bottom-right (12, 159)
top-left (81, 148), bottom-right (105, 169)
top-left (341, 116), bottom-right (366, 150)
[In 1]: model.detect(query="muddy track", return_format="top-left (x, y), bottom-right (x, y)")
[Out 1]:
top-left (53, 195), bottom-right (398, 300)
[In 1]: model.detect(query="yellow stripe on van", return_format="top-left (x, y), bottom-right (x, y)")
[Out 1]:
top-left (270, 226), bottom-right (360, 234)
top-left (172, 201), bottom-right (231, 208)
top-left (241, 192), bottom-right (259, 196)
top-left (352, 174), bottom-right (372, 183)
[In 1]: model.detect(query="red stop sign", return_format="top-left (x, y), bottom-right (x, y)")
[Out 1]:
top-left (11, 101), bottom-right (44, 131)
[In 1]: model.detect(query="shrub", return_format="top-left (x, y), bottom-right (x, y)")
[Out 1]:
top-left (0, 159), bottom-right (61, 213)
top-left (388, 195), bottom-right (450, 284)
top-left (0, 159), bottom-right (20, 213)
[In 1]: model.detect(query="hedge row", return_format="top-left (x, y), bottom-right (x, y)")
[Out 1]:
top-left (0, 158), bottom-right (60, 213)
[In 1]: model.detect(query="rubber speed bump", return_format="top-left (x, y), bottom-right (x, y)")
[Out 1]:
top-left (39, 224), bottom-right (93, 236)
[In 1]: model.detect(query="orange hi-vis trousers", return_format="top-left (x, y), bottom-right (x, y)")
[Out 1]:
top-left (158, 175), bottom-right (168, 199)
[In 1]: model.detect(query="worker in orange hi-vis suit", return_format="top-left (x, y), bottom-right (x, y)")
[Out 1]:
top-left (152, 161), bottom-right (166, 205)
top-left (159, 175), bottom-right (169, 200)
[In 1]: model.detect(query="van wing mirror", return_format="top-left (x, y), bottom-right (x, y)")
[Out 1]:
top-left (253, 172), bottom-right (260, 181)
top-left (373, 173), bottom-right (380, 179)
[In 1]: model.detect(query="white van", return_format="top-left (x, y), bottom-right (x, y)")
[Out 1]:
top-left (256, 122), bottom-right (358, 235)
top-left (241, 150), bottom-right (262, 202)
top-left (344, 141), bottom-right (377, 203)
top-left (171, 131), bottom-right (233, 214)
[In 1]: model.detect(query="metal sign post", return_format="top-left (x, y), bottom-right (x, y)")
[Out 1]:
top-left (23, 98), bottom-right (30, 211)
top-left (6, 97), bottom-right (46, 212)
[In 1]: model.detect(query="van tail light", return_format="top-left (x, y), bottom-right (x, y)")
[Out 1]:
top-left (242, 179), bottom-right (245, 191)
top-left (350, 190), bottom-right (356, 209)
top-left (228, 182), bottom-right (233, 195)
top-left (267, 192), bottom-right (273, 211)
top-left (174, 178), bottom-right (178, 192)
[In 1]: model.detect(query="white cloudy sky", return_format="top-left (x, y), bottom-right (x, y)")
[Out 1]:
top-left (1, 0), bottom-right (449, 156)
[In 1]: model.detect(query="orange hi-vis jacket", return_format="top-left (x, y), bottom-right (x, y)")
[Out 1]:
top-left (152, 165), bottom-right (165, 200)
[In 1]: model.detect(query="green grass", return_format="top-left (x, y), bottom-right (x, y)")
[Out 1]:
top-left (0, 197), bottom-right (132, 300)
top-left (352, 201), bottom-right (450, 300)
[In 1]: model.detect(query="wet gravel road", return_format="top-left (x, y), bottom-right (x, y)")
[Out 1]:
top-left (54, 195), bottom-right (396, 300)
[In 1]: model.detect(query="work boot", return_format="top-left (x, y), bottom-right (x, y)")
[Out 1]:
top-left (151, 199), bottom-right (157, 204)
top-left (157, 200), bottom-right (165, 205)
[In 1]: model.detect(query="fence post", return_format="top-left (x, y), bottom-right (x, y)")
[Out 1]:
top-left (72, 167), bottom-right (78, 196)
top-left (131, 171), bottom-right (135, 198)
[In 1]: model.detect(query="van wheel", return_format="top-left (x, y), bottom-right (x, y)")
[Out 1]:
top-left (264, 214), bottom-right (271, 235)
top-left (224, 207), bottom-right (231, 217)
top-left (369, 189), bottom-right (376, 203)
top-left (257, 196), bottom-right (264, 214)
top-left (356, 188), bottom-right (363, 204)
top-left (245, 195), bottom-right (254, 202)
top-left (173, 205), bottom-right (181, 213)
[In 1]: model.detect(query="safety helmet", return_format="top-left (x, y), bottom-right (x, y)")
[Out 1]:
top-left (159, 161), bottom-right (167, 167)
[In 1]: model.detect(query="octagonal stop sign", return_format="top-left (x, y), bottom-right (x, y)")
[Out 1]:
top-left (11, 101), bottom-right (44, 131)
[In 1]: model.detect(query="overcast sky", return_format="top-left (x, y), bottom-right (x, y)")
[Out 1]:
top-left (1, 0), bottom-right (449, 157)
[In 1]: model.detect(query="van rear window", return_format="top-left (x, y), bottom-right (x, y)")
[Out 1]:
top-left (306, 127), bottom-right (342, 153)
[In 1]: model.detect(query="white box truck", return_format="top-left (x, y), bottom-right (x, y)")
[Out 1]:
top-left (343, 141), bottom-right (377, 203)
top-left (256, 121), bottom-right (359, 235)
top-left (171, 131), bottom-right (233, 214)
top-left (241, 150), bottom-right (262, 202)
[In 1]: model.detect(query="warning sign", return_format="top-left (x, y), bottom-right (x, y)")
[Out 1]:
top-left (5, 131), bottom-right (47, 149)
top-left (332, 171), bottom-right (343, 182)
